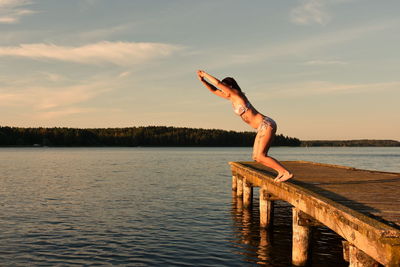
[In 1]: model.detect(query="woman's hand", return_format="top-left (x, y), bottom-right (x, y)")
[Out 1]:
top-left (197, 70), bottom-right (206, 81)
top-left (197, 70), bottom-right (205, 76)
top-left (197, 70), bottom-right (222, 88)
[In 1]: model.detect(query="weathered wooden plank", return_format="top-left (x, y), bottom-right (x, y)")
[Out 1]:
top-left (230, 161), bottom-right (400, 266)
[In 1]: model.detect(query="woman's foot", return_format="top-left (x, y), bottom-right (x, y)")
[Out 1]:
top-left (274, 173), bottom-right (283, 182)
top-left (274, 171), bottom-right (293, 182)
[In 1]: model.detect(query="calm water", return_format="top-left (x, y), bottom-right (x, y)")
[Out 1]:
top-left (0, 147), bottom-right (399, 266)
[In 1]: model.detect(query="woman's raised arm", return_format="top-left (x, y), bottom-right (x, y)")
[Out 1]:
top-left (197, 70), bottom-right (229, 99)
top-left (197, 70), bottom-right (235, 97)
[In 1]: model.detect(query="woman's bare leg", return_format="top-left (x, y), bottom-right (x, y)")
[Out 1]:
top-left (252, 126), bottom-right (293, 182)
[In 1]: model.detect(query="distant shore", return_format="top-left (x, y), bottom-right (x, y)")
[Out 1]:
top-left (0, 126), bottom-right (300, 147)
top-left (0, 126), bottom-right (398, 147)
top-left (300, 140), bottom-right (400, 147)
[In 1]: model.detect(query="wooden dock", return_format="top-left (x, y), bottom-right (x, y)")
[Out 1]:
top-left (229, 161), bottom-right (400, 267)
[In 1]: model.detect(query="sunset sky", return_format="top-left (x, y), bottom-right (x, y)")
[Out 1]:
top-left (1, 0), bottom-right (399, 140)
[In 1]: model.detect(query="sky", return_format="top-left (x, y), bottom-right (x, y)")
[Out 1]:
top-left (0, 0), bottom-right (399, 140)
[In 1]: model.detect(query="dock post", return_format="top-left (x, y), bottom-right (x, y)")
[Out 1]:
top-left (342, 241), bottom-right (379, 267)
top-left (243, 178), bottom-right (253, 209)
top-left (259, 186), bottom-right (274, 229)
top-left (232, 175), bottom-right (237, 192)
top-left (292, 208), bottom-right (311, 266)
top-left (237, 176), bottom-right (243, 198)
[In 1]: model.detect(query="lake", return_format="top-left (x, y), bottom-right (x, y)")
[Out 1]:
top-left (0, 147), bottom-right (399, 266)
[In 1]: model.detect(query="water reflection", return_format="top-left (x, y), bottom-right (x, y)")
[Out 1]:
top-left (230, 192), bottom-right (347, 266)
top-left (258, 229), bottom-right (272, 265)
top-left (231, 193), bottom-right (278, 265)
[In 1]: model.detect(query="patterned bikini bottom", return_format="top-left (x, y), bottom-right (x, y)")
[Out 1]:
top-left (257, 116), bottom-right (277, 133)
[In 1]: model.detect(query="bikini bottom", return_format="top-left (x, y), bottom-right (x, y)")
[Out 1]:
top-left (257, 116), bottom-right (277, 133)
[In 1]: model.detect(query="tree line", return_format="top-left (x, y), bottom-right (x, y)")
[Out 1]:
top-left (301, 139), bottom-right (400, 147)
top-left (0, 126), bottom-right (301, 147)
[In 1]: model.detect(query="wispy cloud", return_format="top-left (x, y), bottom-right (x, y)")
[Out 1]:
top-left (35, 107), bottom-right (97, 120)
top-left (291, 0), bottom-right (330, 25)
top-left (0, 92), bottom-right (20, 102)
top-left (83, 0), bottom-right (101, 6)
top-left (35, 83), bottom-right (109, 110)
top-left (0, 0), bottom-right (35, 24)
top-left (0, 41), bottom-right (183, 65)
top-left (77, 24), bottom-right (131, 41)
top-left (225, 19), bottom-right (398, 67)
top-left (0, 80), bottom-right (109, 110)
top-left (38, 72), bottom-right (65, 82)
top-left (118, 71), bottom-right (131, 78)
top-left (265, 81), bottom-right (400, 99)
top-left (303, 59), bottom-right (347, 65)
top-left (0, 72), bottom-right (127, 121)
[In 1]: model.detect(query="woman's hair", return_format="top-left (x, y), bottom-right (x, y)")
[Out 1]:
top-left (222, 77), bottom-right (242, 92)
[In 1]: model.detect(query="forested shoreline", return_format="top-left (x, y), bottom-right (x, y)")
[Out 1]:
top-left (301, 140), bottom-right (400, 147)
top-left (0, 126), bottom-right (300, 147)
top-left (1, 126), bottom-right (398, 147)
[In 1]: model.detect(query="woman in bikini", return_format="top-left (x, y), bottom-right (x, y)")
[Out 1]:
top-left (197, 70), bottom-right (293, 182)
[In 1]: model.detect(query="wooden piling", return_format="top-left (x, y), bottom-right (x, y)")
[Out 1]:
top-left (236, 176), bottom-right (243, 198)
top-left (343, 241), bottom-right (379, 267)
top-left (259, 187), bottom-right (275, 229)
top-left (243, 178), bottom-right (253, 208)
top-left (349, 245), bottom-right (379, 267)
top-left (232, 175), bottom-right (237, 192)
top-left (292, 207), bottom-right (311, 266)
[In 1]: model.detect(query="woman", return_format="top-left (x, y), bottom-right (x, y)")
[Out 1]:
top-left (197, 70), bottom-right (293, 182)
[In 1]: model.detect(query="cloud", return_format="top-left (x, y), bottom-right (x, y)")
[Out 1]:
top-left (291, 0), bottom-right (330, 25)
top-left (224, 19), bottom-right (397, 67)
top-left (265, 81), bottom-right (400, 99)
top-left (0, 92), bottom-right (20, 102)
top-left (0, 79), bottom-right (110, 110)
top-left (33, 83), bottom-right (108, 110)
top-left (35, 107), bottom-right (97, 120)
top-left (303, 59), bottom-right (347, 65)
top-left (39, 72), bottom-right (65, 82)
top-left (0, 41), bottom-right (183, 65)
top-left (118, 71), bottom-right (131, 78)
top-left (303, 81), bottom-right (400, 94)
top-left (83, 0), bottom-right (101, 6)
top-left (0, 0), bottom-right (35, 24)
top-left (77, 24), bottom-right (131, 41)
top-left (0, 72), bottom-right (128, 121)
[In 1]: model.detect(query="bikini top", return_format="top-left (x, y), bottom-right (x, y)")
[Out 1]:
top-left (232, 101), bottom-right (252, 116)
